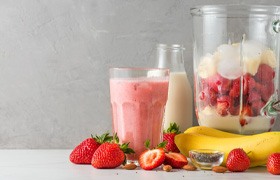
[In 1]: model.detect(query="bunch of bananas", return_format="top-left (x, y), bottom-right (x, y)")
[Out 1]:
top-left (175, 126), bottom-right (280, 167)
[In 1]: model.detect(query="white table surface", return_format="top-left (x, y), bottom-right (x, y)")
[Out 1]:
top-left (0, 150), bottom-right (278, 180)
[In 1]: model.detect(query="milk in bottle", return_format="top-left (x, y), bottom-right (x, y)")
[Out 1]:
top-left (156, 44), bottom-right (193, 131)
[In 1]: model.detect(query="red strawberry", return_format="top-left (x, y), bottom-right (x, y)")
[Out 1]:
top-left (255, 64), bottom-right (275, 84)
top-left (215, 75), bottom-right (232, 94)
top-left (164, 152), bottom-right (188, 168)
top-left (69, 133), bottom-right (112, 164)
top-left (92, 143), bottom-right (124, 168)
top-left (241, 106), bottom-right (252, 117)
top-left (163, 123), bottom-right (181, 153)
top-left (216, 96), bottom-right (231, 116)
top-left (200, 78), bottom-right (208, 90)
top-left (91, 134), bottom-right (134, 169)
top-left (229, 78), bottom-right (240, 98)
top-left (254, 82), bottom-right (262, 93)
top-left (226, 148), bottom-right (250, 172)
top-left (206, 74), bottom-right (231, 94)
top-left (243, 74), bottom-right (256, 95)
top-left (260, 82), bottom-right (275, 102)
top-left (247, 90), bottom-right (261, 104)
top-left (199, 88), bottom-right (217, 107)
top-left (251, 100), bottom-right (265, 116)
top-left (229, 104), bottom-right (240, 116)
top-left (270, 118), bottom-right (276, 126)
top-left (204, 76), bottom-right (218, 93)
top-left (139, 140), bottom-right (166, 170)
top-left (239, 119), bottom-right (248, 127)
top-left (267, 153), bottom-right (280, 175)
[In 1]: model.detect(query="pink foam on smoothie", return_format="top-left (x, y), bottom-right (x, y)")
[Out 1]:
top-left (110, 77), bottom-right (169, 161)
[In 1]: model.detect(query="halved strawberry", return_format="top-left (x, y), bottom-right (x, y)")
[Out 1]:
top-left (216, 96), bottom-right (231, 116)
top-left (199, 87), bottom-right (218, 107)
top-left (215, 74), bottom-right (232, 94)
top-left (206, 74), bottom-right (231, 94)
top-left (243, 74), bottom-right (256, 95)
top-left (241, 106), bottom-right (252, 117)
top-left (139, 140), bottom-right (166, 170)
top-left (205, 76), bottom-right (218, 93)
top-left (209, 88), bottom-right (218, 106)
top-left (164, 152), bottom-right (188, 168)
top-left (229, 78), bottom-right (240, 98)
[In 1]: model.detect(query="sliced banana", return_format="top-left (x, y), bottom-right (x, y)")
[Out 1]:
top-left (261, 49), bottom-right (277, 68)
top-left (197, 53), bottom-right (219, 78)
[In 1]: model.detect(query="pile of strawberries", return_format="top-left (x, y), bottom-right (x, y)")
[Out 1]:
top-left (198, 64), bottom-right (275, 124)
top-left (138, 140), bottom-right (188, 170)
top-left (139, 123), bottom-right (189, 171)
top-left (69, 123), bottom-right (280, 175)
top-left (70, 133), bottom-right (134, 168)
top-left (69, 123), bottom-right (189, 171)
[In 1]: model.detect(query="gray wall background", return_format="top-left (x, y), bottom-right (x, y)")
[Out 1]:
top-left (1, 0), bottom-right (280, 148)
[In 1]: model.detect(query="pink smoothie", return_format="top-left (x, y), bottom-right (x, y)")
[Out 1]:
top-left (110, 77), bottom-right (169, 161)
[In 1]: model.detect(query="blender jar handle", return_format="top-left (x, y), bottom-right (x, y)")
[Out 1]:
top-left (264, 20), bottom-right (280, 116)
top-left (273, 100), bottom-right (280, 111)
top-left (273, 20), bottom-right (280, 33)
top-left (261, 95), bottom-right (280, 116)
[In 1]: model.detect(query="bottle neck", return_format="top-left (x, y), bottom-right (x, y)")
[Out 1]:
top-left (156, 44), bottom-right (185, 72)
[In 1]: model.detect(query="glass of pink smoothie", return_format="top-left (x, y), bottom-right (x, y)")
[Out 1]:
top-left (109, 67), bottom-right (169, 164)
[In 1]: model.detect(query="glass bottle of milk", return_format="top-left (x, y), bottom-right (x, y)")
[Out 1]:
top-left (156, 44), bottom-right (193, 132)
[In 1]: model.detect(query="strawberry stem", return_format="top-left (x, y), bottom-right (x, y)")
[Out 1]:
top-left (145, 140), bottom-right (151, 149)
top-left (144, 139), bottom-right (167, 149)
top-left (112, 133), bottom-right (120, 144)
top-left (164, 123), bottom-right (181, 134)
top-left (111, 133), bottom-right (135, 155)
top-left (246, 151), bottom-right (252, 156)
top-left (91, 132), bottom-right (113, 144)
top-left (120, 142), bottom-right (135, 154)
top-left (157, 141), bottom-right (167, 149)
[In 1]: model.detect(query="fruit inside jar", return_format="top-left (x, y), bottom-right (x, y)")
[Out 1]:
top-left (195, 40), bottom-right (278, 134)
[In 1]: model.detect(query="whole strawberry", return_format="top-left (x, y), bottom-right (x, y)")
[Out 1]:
top-left (163, 123), bottom-right (181, 152)
top-left (267, 153), bottom-right (280, 175)
top-left (69, 133), bottom-right (112, 164)
top-left (139, 140), bottom-right (166, 170)
top-left (226, 148), bottom-right (250, 172)
top-left (91, 133), bottom-right (134, 169)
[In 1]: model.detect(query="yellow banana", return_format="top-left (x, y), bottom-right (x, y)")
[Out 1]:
top-left (184, 126), bottom-right (244, 138)
top-left (175, 131), bottom-right (280, 167)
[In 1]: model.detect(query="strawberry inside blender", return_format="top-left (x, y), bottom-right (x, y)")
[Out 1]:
top-left (196, 41), bottom-right (277, 134)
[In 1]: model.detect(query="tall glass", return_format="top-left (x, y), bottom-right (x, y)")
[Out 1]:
top-left (109, 67), bottom-right (169, 164)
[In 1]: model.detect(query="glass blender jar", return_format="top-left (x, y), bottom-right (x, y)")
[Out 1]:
top-left (191, 5), bottom-right (280, 134)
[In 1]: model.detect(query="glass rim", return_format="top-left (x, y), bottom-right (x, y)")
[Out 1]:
top-left (109, 67), bottom-right (169, 79)
top-left (109, 67), bottom-right (169, 71)
top-left (157, 44), bottom-right (185, 50)
top-left (190, 4), bottom-right (280, 16)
